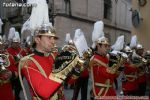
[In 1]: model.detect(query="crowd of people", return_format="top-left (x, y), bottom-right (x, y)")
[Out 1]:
top-left (0, 20), bottom-right (150, 100)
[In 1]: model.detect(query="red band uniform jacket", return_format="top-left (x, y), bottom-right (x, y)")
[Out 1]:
top-left (90, 53), bottom-right (118, 97)
top-left (122, 62), bottom-right (138, 94)
top-left (0, 51), bottom-right (17, 100)
top-left (20, 50), bottom-right (65, 100)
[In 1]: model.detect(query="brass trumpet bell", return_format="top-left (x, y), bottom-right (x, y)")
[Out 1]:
top-left (0, 54), bottom-right (10, 69)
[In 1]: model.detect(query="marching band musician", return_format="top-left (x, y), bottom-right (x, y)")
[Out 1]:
top-left (0, 35), bottom-right (18, 100)
top-left (64, 30), bottom-right (88, 86)
top-left (19, 24), bottom-right (66, 100)
top-left (7, 31), bottom-right (27, 63)
top-left (63, 33), bottom-right (75, 89)
top-left (90, 36), bottom-right (118, 97)
top-left (135, 44), bottom-right (147, 96)
top-left (7, 30), bottom-right (27, 100)
top-left (68, 31), bottom-right (90, 100)
top-left (19, 0), bottom-right (89, 99)
top-left (89, 21), bottom-right (124, 99)
top-left (122, 46), bottom-right (138, 96)
top-left (144, 51), bottom-right (150, 97)
top-left (19, 24), bottom-right (86, 100)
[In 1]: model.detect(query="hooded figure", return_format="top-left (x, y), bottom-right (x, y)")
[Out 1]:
top-left (0, 18), bottom-right (3, 33)
top-left (21, 0), bottom-right (50, 36)
top-left (111, 35), bottom-right (125, 52)
top-left (73, 29), bottom-right (89, 57)
top-left (65, 33), bottom-right (73, 45)
top-left (130, 35), bottom-right (137, 49)
top-left (12, 31), bottom-right (21, 43)
top-left (91, 21), bottom-right (108, 49)
top-left (72, 29), bottom-right (90, 100)
top-left (8, 27), bottom-right (16, 42)
top-left (0, 35), bottom-right (2, 44)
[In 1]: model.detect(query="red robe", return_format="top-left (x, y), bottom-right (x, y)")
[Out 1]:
top-left (0, 51), bottom-right (17, 100)
top-left (122, 62), bottom-right (138, 94)
top-left (90, 54), bottom-right (118, 97)
top-left (20, 51), bottom-right (65, 100)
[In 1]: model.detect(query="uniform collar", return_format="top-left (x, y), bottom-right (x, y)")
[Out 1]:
top-left (95, 51), bottom-right (106, 57)
top-left (34, 49), bottom-right (50, 57)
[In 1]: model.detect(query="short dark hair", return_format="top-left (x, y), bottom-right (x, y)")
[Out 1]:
top-left (94, 43), bottom-right (102, 51)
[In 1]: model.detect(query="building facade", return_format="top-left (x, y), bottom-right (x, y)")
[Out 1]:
top-left (0, 0), bottom-right (29, 37)
top-left (132, 0), bottom-right (150, 50)
top-left (52, 0), bottom-right (132, 46)
top-left (0, 0), bottom-right (132, 47)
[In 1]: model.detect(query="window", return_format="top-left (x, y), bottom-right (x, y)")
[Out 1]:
top-left (15, 0), bottom-right (26, 3)
top-left (104, 0), bottom-right (112, 20)
top-left (64, 0), bottom-right (71, 15)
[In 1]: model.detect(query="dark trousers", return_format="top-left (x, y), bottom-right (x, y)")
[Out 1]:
top-left (114, 78), bottom-right (118, 90)
top-left (125, 90), bottom-right (138, 96)
top-left (138, 82), bottom-right (147, 96)
top-left (12, 78), bottom-right (22, 100)
top-left (72, 76), bottom-right (89, 100)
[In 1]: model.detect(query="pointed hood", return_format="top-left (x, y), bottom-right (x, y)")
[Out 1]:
top-left (91, 21), bottom-right (108, 48)
top-left (111, 35), bottom-right (124, 51)
top-left (130, 35), bottom-right (137, 49)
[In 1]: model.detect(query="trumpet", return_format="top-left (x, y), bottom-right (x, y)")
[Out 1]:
top-left (61, 44), bottom-right (77, 52)
top-left (82, 48), bottom-right (93, 60)
top-left (132, 52), bottom-right (147, 66)
top-left (0, 54), bottom-right (10, 71)
top-left (107, 51), bottom-right (127, 74)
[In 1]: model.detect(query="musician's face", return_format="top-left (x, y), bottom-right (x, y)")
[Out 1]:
top-left (136, 49), bottom-right (144, 56)
top-left (97, 44), bottom-right (109, 56)
top-left (127, 52), bottom-right (133, 58)
top-left (0, 44), bottom-right (4, 51)
top-left (35, 35), bottom-right (56, 53)
top-left (11, 42), bottom-right (20, 48)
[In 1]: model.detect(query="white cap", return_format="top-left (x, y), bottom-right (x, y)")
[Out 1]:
top-left (12, 31), bottom-right (20, 43)
top-left (130, 35), bottom-right (137, 48)
top-left (136, 44), bottom-right (143, 49)
top-left (8, 27), bottom-right (16, 41)
top-left (97, 36), bottom-right (109, 45)
top-left (144, 51), bottom-right (150, 58)
top-left (124, 46), bottom-right (132, 53)
top-left (111, 35), bottom-right (124, 51)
